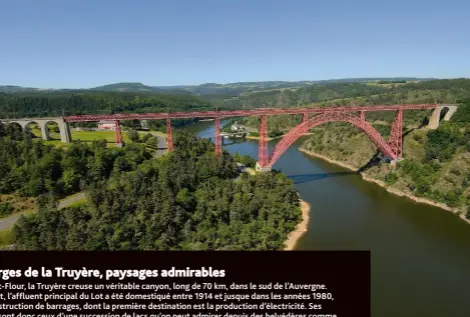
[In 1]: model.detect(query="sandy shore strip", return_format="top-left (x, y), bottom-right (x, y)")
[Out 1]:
top-left (298, 147), bottom-right (470, 225)
top-left (284, 199), bottom-right (311, 251)
top-left (245, 135), bottom-right (282, 141)
top-left (246, 135), bottom-right (272, 141)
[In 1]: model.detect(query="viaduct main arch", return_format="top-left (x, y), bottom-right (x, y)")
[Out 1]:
top-left (255, 104), bottom-right (459, 172)
top-left (266, 112), bottom-right (397, 169)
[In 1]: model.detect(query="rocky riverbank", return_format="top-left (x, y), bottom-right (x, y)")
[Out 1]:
top-left (298, 147), bottom-right (470, 225)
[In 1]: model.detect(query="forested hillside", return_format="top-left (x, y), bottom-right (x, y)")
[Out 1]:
top-left (221, 79), bottom-right (469, 109)
top-left (301, 99), bottom-right (470, 220)
top-left (1, 77), bottom-right (432, 94)
top-left (9, 131), bottom-right (301, 250)
top-left (3, 79), bottom-right (468, 128)
top-left (234, 79), bottom-right (470, 133)
top-left (0, 91), bottom-right (214, 118)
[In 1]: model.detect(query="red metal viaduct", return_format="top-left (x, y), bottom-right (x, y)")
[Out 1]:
top-left (2, 104), bottom-right (457, 172)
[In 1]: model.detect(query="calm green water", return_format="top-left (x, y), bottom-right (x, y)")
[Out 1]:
top-left (186, 122), bottom-right (470, 317)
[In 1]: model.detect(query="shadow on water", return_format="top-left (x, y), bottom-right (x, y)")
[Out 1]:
top-left (287, 171), bottom-right (358, 184)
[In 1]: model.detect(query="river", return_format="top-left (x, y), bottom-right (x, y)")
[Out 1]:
top-left (186, 121), bottom-right (470, 317)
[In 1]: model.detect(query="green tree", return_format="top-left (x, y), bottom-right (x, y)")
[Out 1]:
top-left (128, 129), bottom-right (140, 143)
top-left (0, 203), bottom-right (13, 217)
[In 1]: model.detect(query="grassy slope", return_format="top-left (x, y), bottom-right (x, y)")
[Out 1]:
top-left (31, 127), bottom-right (166, 145)
top-left (29, 128), bottom-right (133, 148)
top-left (0, 229), bottom-right (13, 246)
top-left (0, 194), bottom-right (36, 216)
top-left (226, 79), bottom-right (470, 134)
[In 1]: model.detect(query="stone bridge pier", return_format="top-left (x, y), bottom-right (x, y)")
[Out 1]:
top-left (427, 105), bottom-right (458, 129)
top-left (0, 117), bottom-right (72, 143)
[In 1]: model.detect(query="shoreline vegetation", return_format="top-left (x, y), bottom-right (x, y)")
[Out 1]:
top-left (243, 167), bottom-right (311, 250)
top-left (298, 148), bottom-right (470, 226)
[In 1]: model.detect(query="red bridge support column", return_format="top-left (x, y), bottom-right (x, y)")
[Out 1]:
top-left (166, 118), bottom-right (174, 152)
top-left (388, 109), bottom-right (403, 160)
top-left (115, 120), bottom-right (123, 147)
top-left (360, 111), bottom-right (365, 122)
top-left (303, 113), bottom-right (309, 123)
top-left (256, 115), bottom-right (271, 172)
top-left (215, 117), bottom-right (222, 156)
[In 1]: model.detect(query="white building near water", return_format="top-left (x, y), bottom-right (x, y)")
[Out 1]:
top-left (98, 120), bottom-right (116, 131)
top-left (231, 123), bottom-right (245, 132)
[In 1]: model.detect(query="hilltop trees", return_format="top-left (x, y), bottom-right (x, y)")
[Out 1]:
top-left (0, 130), bottom-right (152, 197)
top-left (224, 79), bottom-right (470, 132)
top-left (0, 91), bottom-right (213, 119)
top-left (12, 132), bottom-right (301, 250)
top-left (222, 79), bottom-right (470, 111)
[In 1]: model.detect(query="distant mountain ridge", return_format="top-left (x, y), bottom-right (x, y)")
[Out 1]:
top-left (90, 82), bottom-right (156, 92)
top-left (0, 77), bottom-right (437, 94)
top-left (149, 77), bottom-right (437, 95)
top-left (0, 85), bottom-right (59, 93)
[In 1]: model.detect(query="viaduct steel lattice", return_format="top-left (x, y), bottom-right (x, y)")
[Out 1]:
top-left (61, 104), bottom-right (441, 171)
top-left (3, 104), bottom-right (448, 171)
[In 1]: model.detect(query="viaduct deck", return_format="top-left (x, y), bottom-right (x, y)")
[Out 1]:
top-left (62, 104), bottom-right (438, 122)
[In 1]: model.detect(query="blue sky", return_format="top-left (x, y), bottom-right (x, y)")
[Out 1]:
top-left (0, 0), bottom-right (469, 88)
